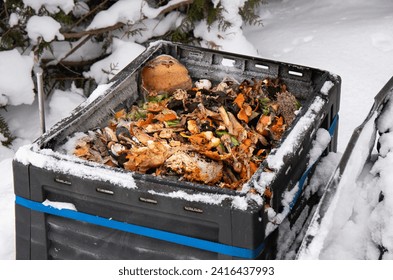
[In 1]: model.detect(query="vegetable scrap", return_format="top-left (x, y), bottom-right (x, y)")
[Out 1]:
top-left (72, 55), bottom-right (301, 190)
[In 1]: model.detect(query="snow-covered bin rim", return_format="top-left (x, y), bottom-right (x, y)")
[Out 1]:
top-left (14, 41), bottom-right (341, 212)
top-left (13, 143), bottom-right (257, 211)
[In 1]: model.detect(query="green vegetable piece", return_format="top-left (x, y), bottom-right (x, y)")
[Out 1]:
top-left (166, 119), bottom-right (180, 126)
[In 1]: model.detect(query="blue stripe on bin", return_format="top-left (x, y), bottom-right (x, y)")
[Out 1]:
top-left (15, 195), bottom-right (264, 259)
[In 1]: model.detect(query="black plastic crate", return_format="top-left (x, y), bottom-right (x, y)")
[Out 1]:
top-left (13, 41), bottom-right (340, 259)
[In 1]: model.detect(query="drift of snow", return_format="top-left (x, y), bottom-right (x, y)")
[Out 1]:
top-left (84, 39), bottom-right (145, 84)
top-left (0, 49), bottom-right (34, 106)
top-left (87, 0), bottom-right (144, 30)
top-left (47, 85), bottom-right (86, 128)
top-left (0, 159), bottom-right (15, 260)
top-left (244, 0), bottom-right (393, 152)
top-left (26, 16), bottom-right (64, 44)
top-left (299, 112), bottom-right (378, 260)
top-left (43, 199), bottom-right (77, 211)
top-left (23, 0), bottom-right (74, 14)
top-left (15, 144), bottom-right (138, 190)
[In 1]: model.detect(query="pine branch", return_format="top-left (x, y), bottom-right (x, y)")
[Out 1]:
top-left (62, 22), bottom-right (125, 39)
top-left (67, 0), bottom-right (109, 32)
top-left (156, 0), bottom-right (194, 16)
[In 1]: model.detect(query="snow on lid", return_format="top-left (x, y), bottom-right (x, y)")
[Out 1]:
top-left (23, 0), bottom-right (74, 14)
top-left (84, 82), bottom-right (114, 105)
top-left (26, 16), bottom-right (64, 44)
top-left (377, 95), bottom-right (393, 133)
top-left (266, 96), bottom-right (325, 170)
top-left (320, 80), bottom-right (334, 95)
top-left (14, 144), bottom-right (137, 189)
top-left (0, 49), bottom-right (35, 106)
top-left (43, 199), bottom-right (77, 211)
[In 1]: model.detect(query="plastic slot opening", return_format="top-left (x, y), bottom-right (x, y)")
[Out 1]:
top-left (310, 129), bottom-right (317, 139)
top-left (96, 188), bottom-right (114, 195)
top-left (288, 70), bottom-right (303, 77)
top-left (297, 146), bottom-right (304, 156)
top-left (255, 63), bottom-right (269, 70)
top-left (221, 58), bottom-right (236, 67)
top-left (184, 206), bottom-right (203, 214)
top-left (285, 165), bottom-right (292, 176)
top-left (54, 178), bottom-right (71, 185)
top-left (188, 51), bottom-right (203, 59)
top-left (139, 197), bottom-right (158, 204)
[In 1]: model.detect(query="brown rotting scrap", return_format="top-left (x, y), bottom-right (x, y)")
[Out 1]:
top-left (73, 55), bottom-right (301, 190)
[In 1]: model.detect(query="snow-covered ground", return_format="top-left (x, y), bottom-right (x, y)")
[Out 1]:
top-left (1, 0), bottom-right (393, 260)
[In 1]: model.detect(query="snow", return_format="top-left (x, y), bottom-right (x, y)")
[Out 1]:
top-left (0, 49), bottom-right (35, 106)
top-left (131, 11), bottom-right (185, 44)
top-left (307, 128), bottom-right (331, 167)
top-left (46, 86), bottom-right (86, 128)
top-left (0, 158), bottom-right (15, 260)
top-left (14, 144), bottom-right (138, 190)
top-left (2, 0), bottom-right (393, 260)
top-left (377, 94), bottom-right (393, 133)
top-left (8, 13), bottom-right (19, 27)
top-left (83, 39), bottom-right (145, 84)
top-left (87, 0), bottom-right (144, 30)
top-left (299, 112), bottom-right (378, 259)
top-left (84, 82), bottom-right (113, 105)
top-left (149, 189), bottom-right (252, 211)
top-left (245, 0), bottom-right (393, 152)
top-left (43, 199), bottom-right (77, 211)
top-left (320, 81), bottom-right (335, 96)
top-left (305, 152), bottom-right (341, 200)
top-left (42, 38), bottom-right (105, 64)
top-left (72, 1), bottom-right (90, 18)
top-left (194, 0), bottom-right (258, 56)
top-left (26, 16), bottom-right (64, 44)
top-left (149, 190), bottom-right (230, 205)
top-left (23, 0), bottom-right (75, 14)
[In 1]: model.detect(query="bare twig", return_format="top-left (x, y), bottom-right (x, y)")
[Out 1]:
top-left (58, 34), bottom-right (92, 64)
top-left (62, 22), bottom-right (125, 39)
top-left (157, 0), bottom-right (194, 16)
top-left (68, 0), bottom-right (109, 31)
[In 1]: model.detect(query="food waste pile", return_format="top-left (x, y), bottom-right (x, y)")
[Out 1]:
top-left (71, 55), bottom-right (300, 190)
